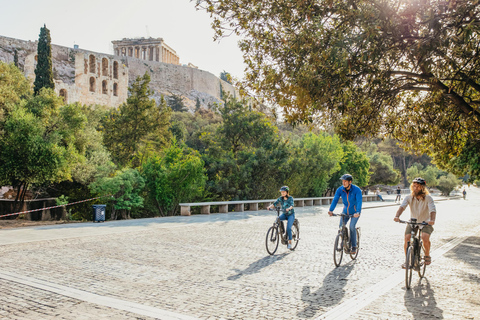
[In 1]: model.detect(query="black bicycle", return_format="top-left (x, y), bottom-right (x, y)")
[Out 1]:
top-left (331, 213), bottom-right (360, 267)
top-left (398, 218), bottom-right (428, 289)
top-left (265, 206), bottom-right (300, 255)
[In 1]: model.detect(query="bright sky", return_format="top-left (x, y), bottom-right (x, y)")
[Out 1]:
top-left (0, 0), bottom-right (245, 79)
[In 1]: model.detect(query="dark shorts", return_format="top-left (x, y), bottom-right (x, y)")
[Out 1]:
top-left (405, 224), bottom-right (434, 235)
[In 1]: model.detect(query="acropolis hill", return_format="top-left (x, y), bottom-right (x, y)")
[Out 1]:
top-left (0, 35), bottom-right (238, 110)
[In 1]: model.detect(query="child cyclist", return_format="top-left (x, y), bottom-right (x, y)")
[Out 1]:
top-left (267, 186), bottom-right (295, 249)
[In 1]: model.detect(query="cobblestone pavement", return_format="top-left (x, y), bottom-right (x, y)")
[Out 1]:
top-left (0, 188), bottom-right (479, 319)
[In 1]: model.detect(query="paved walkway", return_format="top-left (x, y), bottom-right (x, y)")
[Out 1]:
top-left (0, 189), bottom-right (478, 319)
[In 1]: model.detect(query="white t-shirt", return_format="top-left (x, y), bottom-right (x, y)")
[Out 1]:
top-left (400, 194), bottom-right (436, 223)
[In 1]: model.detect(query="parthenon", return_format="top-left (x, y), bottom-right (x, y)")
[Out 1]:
top-left (112, 37), bottom-right (180, 65)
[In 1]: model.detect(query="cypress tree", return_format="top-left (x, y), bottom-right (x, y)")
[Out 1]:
top-left (195, 97), bottom-right (201, 112)
top-left (13, 49), bottom-right (18, 67)
top-left (33, 24), bottom-right (54, 95)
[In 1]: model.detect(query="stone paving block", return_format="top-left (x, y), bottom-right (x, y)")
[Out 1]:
top-left (0, 190), bottom-right (478, 319)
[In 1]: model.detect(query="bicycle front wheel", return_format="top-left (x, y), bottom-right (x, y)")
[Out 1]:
top-left (418, 243), bottom-right (427, 278)
top-left (333, 233), bottom-right (343, 267)
top-left (405, 246), bottom-right (414, 289)
top-left (266, 226), bottom-right (279, 255)
top-left (349, 228), bottom-right (360, 260)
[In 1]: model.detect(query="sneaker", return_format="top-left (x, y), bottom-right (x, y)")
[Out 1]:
top-left (402, 263), bottom-right (406, 269)
top-left (287, 243), bottom-right (292, 250)
top-left (351, 247), bottom-right (357, 254)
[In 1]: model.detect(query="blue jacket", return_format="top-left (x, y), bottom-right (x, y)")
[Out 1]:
top-left (329, 184), bottom-right (362, 215)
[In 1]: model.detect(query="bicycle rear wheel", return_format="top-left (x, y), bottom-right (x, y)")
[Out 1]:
top-left (290, 220), bottom-right (300, 250)
top-left (418, 242), bottom-right (427, 278)
top-left (405, 246), bottom-right (414, 289)
top-left (349, 227), bottom-right (360, 260)
top-left (333, 233), bottom-right (343, 267)
top-left (265, 226), bottom-right (279, 255)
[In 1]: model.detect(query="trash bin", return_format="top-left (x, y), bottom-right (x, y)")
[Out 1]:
top-left (92, 204), bottom-right (106, 222)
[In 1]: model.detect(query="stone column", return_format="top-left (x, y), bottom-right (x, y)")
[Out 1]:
top-left (235, 204), bottom-right (244, 212)
top-left (180, 206), bottom-right (190, 216)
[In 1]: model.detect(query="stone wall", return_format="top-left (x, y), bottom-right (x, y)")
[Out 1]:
top-left (123, 57), bottom-right (237, 110)
top-left (0, 199), bottom-right (65, 221)
top-left (0, 34), bottom-right (239, 111)
top-left (0, 35), bottom-right (128, 108)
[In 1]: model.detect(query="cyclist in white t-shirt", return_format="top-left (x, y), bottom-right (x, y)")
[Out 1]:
top-left (394, 177), bottom-right (436, 267)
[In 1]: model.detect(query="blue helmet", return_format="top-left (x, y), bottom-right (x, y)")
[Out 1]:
top-left (340, 174), bottom-right (353, 181)
top-left (279, 186), bottom-right (289, 192)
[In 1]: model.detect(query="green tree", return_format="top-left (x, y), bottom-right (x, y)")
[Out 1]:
top-left (141, 141), bottom-right (206, 216)
top-left (167, 93), bottom-right (188, 112)
top-left (89, 168), bottom-right (145, 220)
top-left (437, 173), bottom-right (462, 196)
top-left (287, 133), bottom-right (343, 197)
top-left (195, 97), bottom-right (201, 112)
top-left (377, 138), bottom-right (432, 186)
top-left (220, 70), bottom-right (232, 84)
top-left (102, 73), bottom-right (171, 167)
top-left (197, 0), bottom-right (480, 178)
top-left (33, 24), bottom-right (54, 95)
top-left (13, 49), bottom-right (18, 68)
top-left (0, 62), bottom-right (31, 120)
top-left (0, 99), bottom-right (71, 205)
top-left (201, 96), bottom-right (288, 200)
top-left (368, 152), bottom-right (401, 186)
top-left (328, 141), bottom-right (370, 191)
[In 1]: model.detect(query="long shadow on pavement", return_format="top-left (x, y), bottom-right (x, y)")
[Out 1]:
top-left (227, 253), bottom-right (288, 281)
top-left (404, 278), bottom-right (444, 319)
top-left (297, 262), bottom-right (355, 318)
top-left (450, 236), bottom-right (480, 271)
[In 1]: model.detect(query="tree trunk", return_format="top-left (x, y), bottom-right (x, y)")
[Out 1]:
top-left (402, 156), bottom-right (408, 186)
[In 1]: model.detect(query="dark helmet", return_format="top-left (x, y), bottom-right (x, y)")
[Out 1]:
top-left (412, 177), bottom-right (426, 185)
top-left (279, 186), bottom-right (289, 192)
top-left (340, 174), bottom-right (353, 181)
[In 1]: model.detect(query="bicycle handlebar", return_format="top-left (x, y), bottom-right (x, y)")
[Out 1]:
top-left (330, 213), bottom-right (348, 217)
top-left (397, 219), bottom-right (428, 225)
top-left (268, 207), bottom-right (286, 216)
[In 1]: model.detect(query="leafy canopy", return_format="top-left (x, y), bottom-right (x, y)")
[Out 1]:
top-left (197, 0), bottom-right (480, 177)
top-left (102, 72), bottom-right (171, 167)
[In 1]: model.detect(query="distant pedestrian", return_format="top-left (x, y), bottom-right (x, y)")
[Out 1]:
top-left (376, 188), bottom-right (385, 202)
top-left (463, 188), bottom-right (467, 200)
top-left (395, 186), bottom-right (402, 203)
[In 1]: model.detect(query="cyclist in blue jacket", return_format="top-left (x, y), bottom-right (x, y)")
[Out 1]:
top-left (267, 186), bottom-right (295, 250)
top-left (328, 174), bottom-right (363, 254)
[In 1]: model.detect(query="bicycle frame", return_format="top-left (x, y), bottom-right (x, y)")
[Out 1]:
top-left (398, 218), bottom-right (428, 289)
top-left (273, 207), bottom-right (291, 244)
top-left (332, 212), bottom-right (360, 267)
top-left (333, 213), bottom-right (351, 252)
top-left (265, 206), bottom-right (300, 255)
